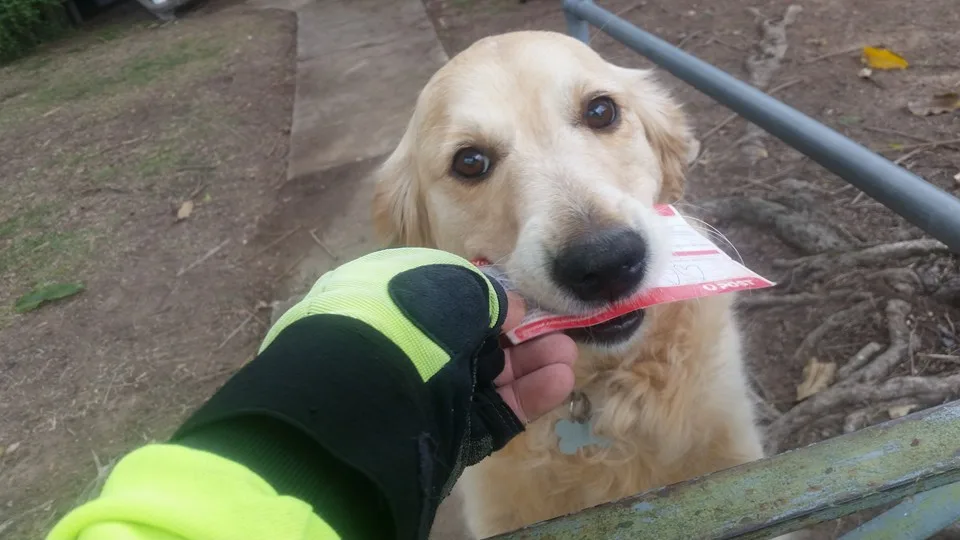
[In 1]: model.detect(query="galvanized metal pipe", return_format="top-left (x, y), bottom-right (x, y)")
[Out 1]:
top-left (496, 401), bottom-right (960, 539)
top-left (562, 0), bottom-right (960, 253)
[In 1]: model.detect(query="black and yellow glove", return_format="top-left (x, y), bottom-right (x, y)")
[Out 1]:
top-left (173, 248), bottom-right (523, 540)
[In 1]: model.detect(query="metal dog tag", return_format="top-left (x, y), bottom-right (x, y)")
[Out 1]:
top-left (555, 418), bottom-right (612, 455)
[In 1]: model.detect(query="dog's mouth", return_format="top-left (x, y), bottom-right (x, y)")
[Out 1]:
top-left (470, 257), bottom-right (647, 346)
top-left (565, 309), bottom-right (645, 346)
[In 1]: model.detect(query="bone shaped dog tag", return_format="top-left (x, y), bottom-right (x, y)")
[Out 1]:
top-left (555, 418), bottom-right (612, 455)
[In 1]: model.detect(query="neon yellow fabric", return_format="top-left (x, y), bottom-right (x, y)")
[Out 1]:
top-left (46, 444), bottom-right (339, 540)
top-left (261, 248), bottom-right (501, 381)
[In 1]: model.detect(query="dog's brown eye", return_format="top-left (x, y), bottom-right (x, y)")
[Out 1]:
top-left (583, 96), bottom-right (618, 129)
top-left (451, 147), bottom-right (492, 180)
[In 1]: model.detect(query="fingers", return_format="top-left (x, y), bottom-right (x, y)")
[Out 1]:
top-left (495, 333), bottom-right (578, 423)
top-left (501, 291), bottom-right (526, 332)
top-left (496, 363), bottom-right (575, 424)
top-left (503, 333), bottom-right (577, 379)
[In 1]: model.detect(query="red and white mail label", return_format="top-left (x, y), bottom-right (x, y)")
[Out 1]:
top-left (476, 204), bottom-right (774, 345)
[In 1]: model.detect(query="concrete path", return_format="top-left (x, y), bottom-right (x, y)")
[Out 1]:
top-left (279, 0), bottom-right (449, 293)
top-left (248, 0), bottom-right (470, 537)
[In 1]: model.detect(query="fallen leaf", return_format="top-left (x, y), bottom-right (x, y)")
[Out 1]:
top-left (796, 357), bottom-right (837, 401)
top-left (0, 441), bottom-right (19, 459)
top-left (907, 92), bottom-right (960, 116)
top-left (888, 404), bottom-right (918, 419)
top-left (862, 46), bottom-right (908, 70)
top-left (176, 200), bottom-right (194, 221)
top-left (14, 282), bottom-right (85, 313)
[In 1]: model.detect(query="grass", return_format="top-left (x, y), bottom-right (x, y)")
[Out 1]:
top-left (0, 8), bottom-right (297, 539)
top-left (137, 146), bottom-right (194, 177)
top-left (0, 210), bottom-right (88, 279)
top-left (0, 147), bottom-right (198, 325)
top-left (0, 9), bottom-right (250, 326)
top-left (1, 230), bottom-right (87, 281)
top-left (0, 203), bottom-right (57, 239)
top-left (122, 43), bottom-right (222, 84)
top-left (0, 33), bottom-right (220, 315)
top-left (0, 33), bottom-right (225, 132)
top-left (24, 40), bottom-right (223, 107)
top-left (0, 231), bottom-right (92, 327)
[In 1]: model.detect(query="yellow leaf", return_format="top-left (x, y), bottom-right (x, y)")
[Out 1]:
top-left (862, 46), bottom-right (908, 70)
top-left (907, 92), bottom-right (960, 116)
top-left (796, 357), bottom-right (836, 401)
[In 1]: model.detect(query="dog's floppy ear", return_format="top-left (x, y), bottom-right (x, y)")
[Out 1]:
top-left (623, 69), bottom-right (693, 204)
top-left (371, 125), bottom-right (433, 247)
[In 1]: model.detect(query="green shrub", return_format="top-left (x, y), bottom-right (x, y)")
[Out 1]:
top-left (0, 0), bottom-right (67, 63)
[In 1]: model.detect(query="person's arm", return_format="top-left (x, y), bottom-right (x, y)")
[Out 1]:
top-left (48, 248), bottom-right (553, 540)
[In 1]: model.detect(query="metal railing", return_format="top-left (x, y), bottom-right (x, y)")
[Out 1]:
top-left (497, 402), bottom-right (960, 539)
top-left (563, 0), bottom-right (960, 253)
top-left (495, 1), bottom-right (960, 538)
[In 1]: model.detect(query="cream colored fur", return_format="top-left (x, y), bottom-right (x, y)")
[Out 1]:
top-left (371, 31), bottom-right (770, 539)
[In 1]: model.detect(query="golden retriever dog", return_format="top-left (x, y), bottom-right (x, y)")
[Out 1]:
top-left (372, 31), bottom-right (770, 538)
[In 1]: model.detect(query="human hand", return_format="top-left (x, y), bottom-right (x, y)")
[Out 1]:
top-left (180, 248), bottom-right (578, 539)
top-left (495, 293), bottom-right (577, 424)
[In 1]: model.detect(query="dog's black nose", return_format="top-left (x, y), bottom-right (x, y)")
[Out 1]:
top-left (552, 228), bottom-right (648, 302)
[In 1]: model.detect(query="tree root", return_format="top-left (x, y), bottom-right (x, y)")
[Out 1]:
top-left (935, 277), bottom-right (960, 307)
top-left (698, 197), bottom-right (854, 254)
top-left (766, 374), bottom-right (960, 453)
top-left (835, 342), bottom-right (883, 380)
top-left (791, 299), bottom-right (877, 364)
top-left (737, 289), bottom-right (862, 309)
top-left (842, 408), bottom-right (872, 434)
top-left (841, 397), bottom-right (941, 434)
top-left (749, 388), bottom-right (783, 423)
top-left (773, 240), bottom-right (950, 285)
top-left (769, 300), bottom-right (922, 450)
top-left (740, 5), bottom-right (802, 164)
top-left (844, 300), bottom-right (912, 384)
top-left (825, 267), bottom-right (923, 295)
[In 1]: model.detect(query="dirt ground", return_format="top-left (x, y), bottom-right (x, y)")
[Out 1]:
top-left (2, 0), bottom-right (959, 538)
top-left (0, 4), bottom-right (297, 537)
top-left (424, 0), bottom-right (960, 536)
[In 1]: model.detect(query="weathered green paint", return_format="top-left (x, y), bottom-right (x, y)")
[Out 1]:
top-left (495, 401), bottom-right (960, 540)
top-left (840, 481), bottom-right (960, 540)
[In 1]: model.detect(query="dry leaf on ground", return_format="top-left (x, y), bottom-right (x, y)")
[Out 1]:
top-left (907, 92), bottom-right (960, 116)
top-left (176, 200), bottom-right (195, 221)
top-left (0, 441), bottom-right (20, 458)
top-left (888, 404), bottom-right (918, 419)
top-left (862, 46), bottom-right (909, 70)
top-left (796, 357), bottom-right (837, 401)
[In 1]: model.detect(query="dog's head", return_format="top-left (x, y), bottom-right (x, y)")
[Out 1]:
top-left (373, 31), bottom-right (691, 348)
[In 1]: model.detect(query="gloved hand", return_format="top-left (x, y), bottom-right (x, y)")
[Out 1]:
top-left (174, 248), bottom-right (576, 539)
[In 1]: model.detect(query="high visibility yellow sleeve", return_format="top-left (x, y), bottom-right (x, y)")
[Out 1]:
top-left (47, 444), bottom-right (339, 540)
